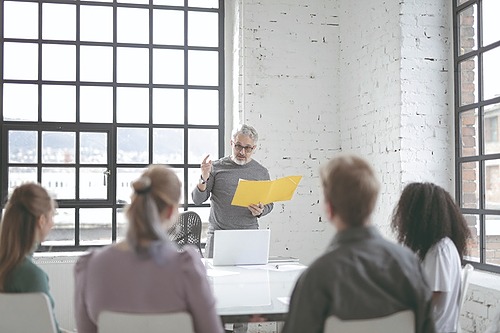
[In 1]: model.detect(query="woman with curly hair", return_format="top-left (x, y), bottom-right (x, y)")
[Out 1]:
top-left (391, 182), bottom-right (472, 333)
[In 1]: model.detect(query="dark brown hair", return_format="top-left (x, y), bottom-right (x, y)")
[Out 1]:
top-left (391, 182), bottom-right (471, 262)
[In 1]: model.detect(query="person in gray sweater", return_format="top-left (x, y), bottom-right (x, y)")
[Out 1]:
top-left (192, 124), bottom-right (274, 333)
top-left (192, 124), bottom-right (274, 259)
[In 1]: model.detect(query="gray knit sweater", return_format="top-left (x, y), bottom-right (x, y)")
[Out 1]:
top-left (192, 156), bottom-right (274, 256)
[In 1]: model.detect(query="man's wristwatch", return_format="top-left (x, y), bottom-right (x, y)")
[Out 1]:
top-left (199, 175), bottom-right (209, 185)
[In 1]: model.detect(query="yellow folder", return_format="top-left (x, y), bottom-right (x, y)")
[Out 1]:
top-left (231, 175), bottom-right (302, 207)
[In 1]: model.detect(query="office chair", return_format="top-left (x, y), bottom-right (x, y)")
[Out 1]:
top-left (323, 310), bottom-right (415, 333)
top-left (458, 263), bottom-right (475, 333)
top-left (0, 292), bottom-right (58, 333)
top-left (98, 311), bottom-right (195, 333)
top-left (170, 211), bottom-right (203, 257)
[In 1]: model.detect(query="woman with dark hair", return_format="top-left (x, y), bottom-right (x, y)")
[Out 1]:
top-left (391, 182), bottom-right (472, 333)
top-left (0, 183), bottom-right (61, 332)
top-left (74, 165), bottom-right (223, 333)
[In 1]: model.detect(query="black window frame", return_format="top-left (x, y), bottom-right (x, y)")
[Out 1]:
top-left (454, 0), bottom-right (500, 272)
top-left (0, 0), bottom-right (225, 252)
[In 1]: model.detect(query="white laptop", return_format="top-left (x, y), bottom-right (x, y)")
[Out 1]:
top-left (212, 229), bottom-right (271, 266)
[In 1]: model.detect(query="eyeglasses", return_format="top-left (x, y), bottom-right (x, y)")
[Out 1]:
top-left (233, 143), bottom-right (255, 153)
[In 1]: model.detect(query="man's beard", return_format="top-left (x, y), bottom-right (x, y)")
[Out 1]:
top-left (231, 154), bottom-right (249, 165)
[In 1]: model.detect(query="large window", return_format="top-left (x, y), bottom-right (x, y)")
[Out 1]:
top-left (0, 0), bottom-right (225, 251)
top-left (454, 0), bottom-right (500, 272)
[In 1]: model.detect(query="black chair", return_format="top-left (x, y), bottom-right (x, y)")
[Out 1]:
top-left (169, 211), bottom-right (203, 257)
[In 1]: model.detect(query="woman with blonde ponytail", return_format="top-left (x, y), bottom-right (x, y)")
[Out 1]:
top-left (74, 165), bottom-right (223, 333)
top-left (0, 182), bottom-right (61, 332)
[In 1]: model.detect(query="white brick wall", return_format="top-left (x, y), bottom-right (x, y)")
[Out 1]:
top-left (231, 0), bottom-right (500, 332)
top-left (232, 0), bottom-right (340, 264)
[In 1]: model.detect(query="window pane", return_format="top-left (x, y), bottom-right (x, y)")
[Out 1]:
top-left (459, 109), bottom-right (478, 157)
top-left (80, 168), bottom-right (108, 199)
top-left (484, 103), bottom-right (500, 154)
top-left (188, 50), bottom-right (218, 86)
top-left (117, 210), bottom-right (127, 242)
top-left (117, 128), bottom-right (149, 164)
top-left (80, 86), bottom-right (113, 123)
top-left (81, 5), bottom-right (113, 42)
top-left (117, 7), bottom-right (149, 44)
top-left (80, 132), bottom-right (108, 164)
top-left (153, 0), bottom-right (184, 5)
top-left (80, 208), bottom-right (112, 246)
top-left (188, 11), bottom-right (218, 47)
top-left (188, 129), bottom-right (218, 164)
top-left (116, 167), bottom-right (144, 204)
top-left (188, 168), bottom-right (201, 204)
top-left (483, 46), bottom-right (500, 101)
top-left (153, 128), bottom-right (183, 164)
top-left (42, 3), bottom-right (76, 41)
top-left (461, 161), bottom-right (479, 209)
top-left (153, 88), bottom-right (184, 124)
top-left (189, 0), bottom-right (218, 8)
top-left (459, 56), bottom-right (478, 107)
top-left (153, 49), bottom-right (184, 84)
top-left (3, 42), bottom-right (38, 80)
top-left (42, 44), bottom-right (76, 81)
top-left (486, 215), bottom-right (500, 266)
top-left (482, 0), bottom-right (500, 47)
top-left (116, 87), bottom-right (149, 123)
top-left (458, 5), bottom-right (477, 56)
top-left (3, 84), bottom-right (38, 121)
top-left (4, 1), bottom-right (38, 39)
top-left (188, 89), bottom-right (218, 125)
top-left (153, 9), bottom-right (184, 45)
top-left (486, 160), bottom-right (500, 210)
top-left (45, 208), bottom-right (75, 246)
top-left (8, 167), bottom-right (38, 195)
top-left (42, 167), bottom-right (76, 200)
top-left (9, 131), bottom-right (37, 163)
top-left (42, 132), bottom-right (76, 164)
top-left (118, 0), bottom-right (149, 4)
top-left (80, 46), bottom-right (113, 82)
top-left (42, 85), bottom-right (76, 122)
top-left (463, 214), bottom-right (479, 263)
top-left (117, 47), bottom-right (149, 83)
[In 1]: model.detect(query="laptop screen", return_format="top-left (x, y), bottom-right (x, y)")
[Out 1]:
top-left (212, 229), bottom-right (271, 266)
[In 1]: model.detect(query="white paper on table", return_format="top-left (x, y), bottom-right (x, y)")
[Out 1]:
top-left (237, 263), bottom-right (306, 272)
top-left (206, 269), bottom-right (240, 277)
top-left (277, 297), bottom-right (290, 305)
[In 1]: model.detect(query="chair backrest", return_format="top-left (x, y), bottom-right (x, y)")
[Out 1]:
top-left (324, 310), bottom-right (415, 333)
top-left (98, 311), bottom-right (195, 333)
top-left (171, 211), bottom-right (203, 256)
top-left (460, 263), bottom-right (474, 309)
top-left (457, 263), bottom-right (475, 333)
top-left (0, 292), bottom-right (58, 333)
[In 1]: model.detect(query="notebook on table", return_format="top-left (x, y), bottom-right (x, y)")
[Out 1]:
top-left (212, 229), bottom-right (271, 266)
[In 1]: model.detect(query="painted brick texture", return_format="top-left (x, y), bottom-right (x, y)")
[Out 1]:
top-left (231, 0), bottom-right (498, 331)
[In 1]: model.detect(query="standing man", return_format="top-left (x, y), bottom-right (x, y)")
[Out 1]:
top-left (282, 154), bottom-right (436, 333)
top-left (192, 124), bottom-right (274, 258)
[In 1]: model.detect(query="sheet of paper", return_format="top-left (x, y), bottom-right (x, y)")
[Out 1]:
top-left (206, 269), bottom-right (240, 277)
top-left (231, 175), bottom-right (302, 207)
top-left (277, 297), bottom-right (290, 305)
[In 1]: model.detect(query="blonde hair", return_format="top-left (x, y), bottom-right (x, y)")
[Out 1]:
top-left (320, 154), bottom-right (380, 227)
top-left (126, 165), bottom-right (181, 251)
top-left (0, 183), bottom-right (54, 291)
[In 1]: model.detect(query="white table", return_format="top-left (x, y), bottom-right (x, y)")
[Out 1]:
top-left (204, 259), bottom-right (307, 324)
